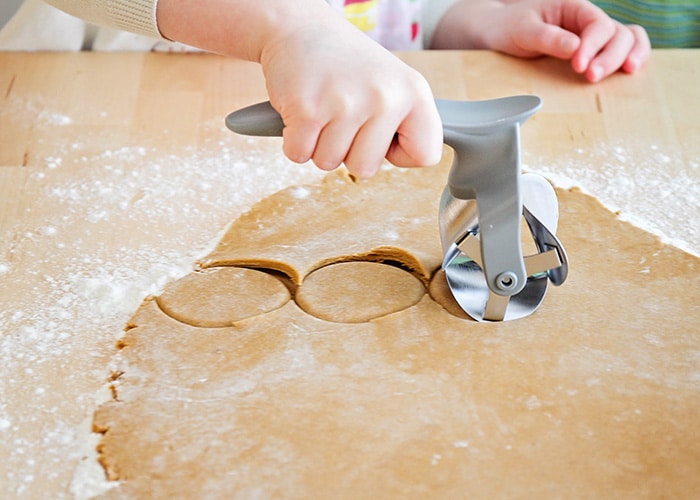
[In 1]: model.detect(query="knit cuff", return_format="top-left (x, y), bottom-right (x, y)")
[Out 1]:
top-left (105, 0), bottom-right (161, 39)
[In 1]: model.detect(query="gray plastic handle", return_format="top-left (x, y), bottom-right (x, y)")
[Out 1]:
top-left (226, 101), bottom-right (285, 137)
top-left (225, 97), bottom-right (541, 140)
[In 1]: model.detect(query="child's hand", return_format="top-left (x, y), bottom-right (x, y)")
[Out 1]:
top-left (261, 15), bottom-right (443, 178)
top-left (432, 0), bottom-right (651, 83)
top-left (157, 0), bottom-right (442, 178)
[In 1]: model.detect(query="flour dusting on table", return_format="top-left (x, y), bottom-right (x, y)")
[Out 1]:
top-left (525, 140), bottom-right (699, 257)
top-left (0, 107), bottom-right (324, 497)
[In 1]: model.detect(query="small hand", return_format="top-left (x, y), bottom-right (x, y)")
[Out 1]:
top-left (432, 0), bottom-right (651, 83)
top-left (501, 0), bottom-right (650, 82)
top-left (156, 0), bottom-right (443, 178)
top-left (261, 19), bottom-right (443, 177)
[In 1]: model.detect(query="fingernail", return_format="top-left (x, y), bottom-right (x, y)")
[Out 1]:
top-left (590, 65), bottom-right (603, 82)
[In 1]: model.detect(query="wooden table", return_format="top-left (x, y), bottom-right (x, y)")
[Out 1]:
top-left (0, 50), bottom-right (698, 498)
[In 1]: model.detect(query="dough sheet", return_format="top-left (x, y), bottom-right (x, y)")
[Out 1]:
top-left (93, 161), bottom-right (700, 498)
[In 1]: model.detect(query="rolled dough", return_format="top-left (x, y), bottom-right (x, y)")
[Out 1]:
top-left (93, 160), bottom-right (700, 498)
top-left (156, 266), bottom-right (291, 327)
top-left (296, 261), bottom-right (426, 323)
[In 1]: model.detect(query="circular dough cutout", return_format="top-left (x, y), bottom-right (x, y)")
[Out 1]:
top-left (296, 262), bottom-right (425, 323)
top-left (157, 267), bottom-right (291, 327)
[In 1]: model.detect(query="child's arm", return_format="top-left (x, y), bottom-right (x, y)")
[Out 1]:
top-left (430, 0), bottom-right (651, 82)
top-left (45, 0), bottom-right (443, 178)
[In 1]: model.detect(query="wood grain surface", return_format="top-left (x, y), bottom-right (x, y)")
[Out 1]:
top-left (0, 50), bottom-right (698, 498)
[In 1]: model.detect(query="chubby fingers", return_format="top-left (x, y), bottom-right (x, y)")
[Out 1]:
top-left (573, 21), bottom-right (651, 83)
top-left (281, 118), bottom-right (321, 165)
top-left (306, 112), bottom-right (401, 178)
top-left (570, 13), bottom-right (618, 76)
top-left (280, 92), bottom-right (443, 178)
top-left (621, 24), bottom-right (651, 74)
top-left (347, 95), bottom-right (443, 177)
top-left (385, 96), bottom-right (443, 171)
top-left (507, 16), bottom-right (582, 60)
top-left (343, 115), bottom-right (407, 178)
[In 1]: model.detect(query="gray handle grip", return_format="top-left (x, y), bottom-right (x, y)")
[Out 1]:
top-left (226, 101), bottom-right (285, 137)
top-left (225, 96), bottom-right (542, 142)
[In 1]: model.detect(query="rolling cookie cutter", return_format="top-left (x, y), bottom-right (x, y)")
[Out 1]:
top-left (225, 96), bottom-right (568, 322)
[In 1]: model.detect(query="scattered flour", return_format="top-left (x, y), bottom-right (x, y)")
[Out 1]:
top-left (38, 111), bottom-right (73, 126)
top-left (524, 141), bottom-right (700, 257)
top-left (0, 104), bottom-right (325, 498)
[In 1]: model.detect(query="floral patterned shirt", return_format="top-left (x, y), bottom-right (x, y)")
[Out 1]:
top-left (328, 0), bottom-right (424, 50)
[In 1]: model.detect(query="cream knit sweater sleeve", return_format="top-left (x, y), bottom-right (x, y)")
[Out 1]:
top-left (43, 0), bottom-right (162, 38)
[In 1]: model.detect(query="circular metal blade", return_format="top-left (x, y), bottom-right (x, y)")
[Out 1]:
top-left (438, 175), bottom-right (562, 322)
top-left (438, 187), bottom-right (478, 254)
top-left (443, 252), bottom-right (548, 322)
top-left (521, 173), bottom-right (559, 232)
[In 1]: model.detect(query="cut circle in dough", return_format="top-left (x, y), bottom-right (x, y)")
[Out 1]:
top-left (295, 261), bottom-right (426, 323)
top-left (156, 266), bottom-right (290, 327)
